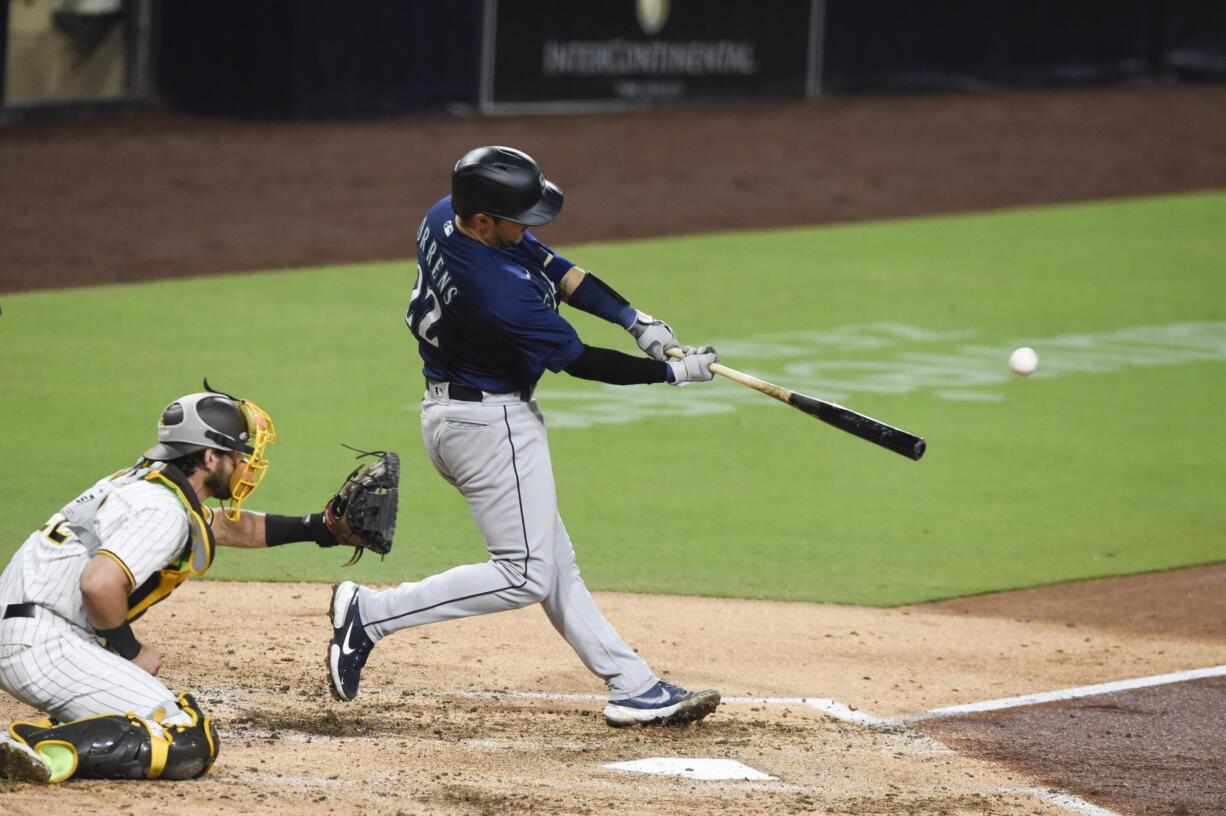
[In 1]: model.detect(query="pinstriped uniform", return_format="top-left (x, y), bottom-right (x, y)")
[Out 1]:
top-left (0, 469), bottom-right (194, 726)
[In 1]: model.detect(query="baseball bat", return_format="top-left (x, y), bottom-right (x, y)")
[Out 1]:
top-left (667, 348), bottom-right (927, 461)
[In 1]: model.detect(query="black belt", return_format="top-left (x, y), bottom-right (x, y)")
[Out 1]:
top-left (429, 381), bottom-right (533, 403)
top-left (3, 603), bottom-right (36, 620)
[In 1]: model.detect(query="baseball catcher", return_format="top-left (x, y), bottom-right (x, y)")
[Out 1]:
top-left (0, 382), bottom-right (398, 783)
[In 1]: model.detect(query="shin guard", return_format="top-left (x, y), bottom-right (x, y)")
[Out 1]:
top-left (11, 713), bottom-right (156, 781)
top-left (160, 692), bottom-right (219, 780)
top-left (8, 693), bottom-right (219, 782)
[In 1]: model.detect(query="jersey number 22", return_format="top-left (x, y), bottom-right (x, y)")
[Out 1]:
top-left (407, 264), bottom-right (442, 347)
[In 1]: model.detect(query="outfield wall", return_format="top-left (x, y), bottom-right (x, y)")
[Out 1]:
top-left (3, 1), bottom-right (1225, 120)
top-left (151, 0), bottom-right (1226, 120)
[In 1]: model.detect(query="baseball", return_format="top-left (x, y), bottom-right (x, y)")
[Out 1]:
top-left (1009, 346), bottom-right (1038, 377)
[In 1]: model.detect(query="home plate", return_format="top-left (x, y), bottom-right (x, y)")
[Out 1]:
top-left (603, 757), bottom-right (776, 781)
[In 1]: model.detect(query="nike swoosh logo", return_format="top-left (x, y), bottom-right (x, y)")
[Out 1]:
top-left (341, 620), bottom-right (357, 656)
top-left (638, 687), bottom-right (673, 705)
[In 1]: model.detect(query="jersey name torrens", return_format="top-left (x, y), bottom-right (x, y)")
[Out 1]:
top-left (417, 217), bottom-right (460, 304)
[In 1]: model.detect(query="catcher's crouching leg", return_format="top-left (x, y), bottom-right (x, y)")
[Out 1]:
top-left (7, 692), bottom-right (218, 782)
top-left (159, 692), bottom-right (220, 780)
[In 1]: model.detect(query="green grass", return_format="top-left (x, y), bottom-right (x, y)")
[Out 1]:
top-left (2, 191), bottom-right (1224, 604)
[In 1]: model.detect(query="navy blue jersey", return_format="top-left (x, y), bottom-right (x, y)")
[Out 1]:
top-left (406, 196), bottom-right (584, 393)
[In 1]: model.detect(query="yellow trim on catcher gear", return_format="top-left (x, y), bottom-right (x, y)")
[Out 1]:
top-left (123, 470), bottom-right (215, 622)
top-left (177, 693), bottom-right (200, 726)
top-left (175, 692), bottom-right (217, 760)
top-left (221, 399), bottom-right (276, 522)
top-left (126, 567), bottom-right (189, 622)
top-left (135, 716), bottom-right (170, 780)
top-left (31, 740), bottom-right (77, 784)
top-left (202, 714), bottom-right (215, 760)
top-left (143, 470), bottom-right (214, 576)
top-left (96, 549), bottom-right (137, 589)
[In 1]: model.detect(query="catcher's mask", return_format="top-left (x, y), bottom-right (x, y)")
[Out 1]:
top-left (145, 380), bottom-right (277, 521)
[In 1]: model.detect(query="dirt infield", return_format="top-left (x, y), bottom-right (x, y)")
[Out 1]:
top-left (0, 575), bottom-right (1222, 814)
top-left (925, 677), bottom-right (1226, 816)
top-left (2, 82), bottom-right (1226, 293)
top-left (1, 83), bottom-right (1225, 812)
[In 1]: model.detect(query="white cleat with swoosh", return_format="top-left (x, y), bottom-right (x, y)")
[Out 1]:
top-left (327, 581), bottom-right (376, 702)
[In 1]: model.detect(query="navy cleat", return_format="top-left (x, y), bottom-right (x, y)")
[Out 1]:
top-left (603, 680), bottom-right (721, 728)
top-left (327, 581), bottom-right (375, 702)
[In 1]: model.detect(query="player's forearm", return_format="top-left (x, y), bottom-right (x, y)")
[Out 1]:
top-left (563, 344), bottom-right (671, 385)
top-left (562, 268), bottom-right (637, 328)
top-left (80, 555), bottom-right (145, 658)
top-left (213, 510), bottom-right (338, 549)
top-left (211, 509), bottom-right (268, 548)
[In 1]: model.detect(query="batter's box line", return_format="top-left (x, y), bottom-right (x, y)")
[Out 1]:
top-left (363, 689), bottom-right (1120, 816)
top-left (207, 685), bottom-right (1124, 815)
top-left (206, 662), bottom-right (1226, 729)
top-left (896, 663), bottom-right (1226, 724)
top-left (363, 688), bottom-right (891, 727)
top-left (997, 788), bottom-right (1122, 816)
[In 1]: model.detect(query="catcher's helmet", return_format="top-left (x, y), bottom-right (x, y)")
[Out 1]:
top-left (451, 146), bottom-right (564, 226)
top-left (146, 383), bottom-right (278, 520)
top-left (145, 392), bottom-right (253, 461)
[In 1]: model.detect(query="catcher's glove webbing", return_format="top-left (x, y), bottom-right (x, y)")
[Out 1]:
top-left (324, 448), bottom-right (399, 566)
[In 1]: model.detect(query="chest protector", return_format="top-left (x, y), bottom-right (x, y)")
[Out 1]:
top-left (123, 461), bottom-right (215, 622)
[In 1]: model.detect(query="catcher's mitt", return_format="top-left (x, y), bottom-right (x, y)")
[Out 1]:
top-left (324, 449), bottom-right (399, 566)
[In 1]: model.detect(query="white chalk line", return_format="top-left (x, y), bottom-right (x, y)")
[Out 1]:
top-left (388, 690), bottom-right (1121, 815)
top-left (1002, 788), bottom-right (1122, 816)
top-left (402, 668), bottom-right (1214, 816)
top-left (208, 667), bottom-right (1219, 816)
top-left (215, 662), bottom-right (1226, 726)
top-left (904, 663), bottom-right (1226, 722)
top-left (361, 689), bottom-right (890, 727)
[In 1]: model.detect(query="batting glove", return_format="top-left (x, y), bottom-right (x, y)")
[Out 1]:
top-left (668, 346), bottom-right (718, 386)
top-left (627, 310), bottom-right (680, 361)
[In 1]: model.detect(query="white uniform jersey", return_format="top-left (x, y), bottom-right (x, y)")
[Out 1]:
top-left (0, 467), bottom-right (188, 634)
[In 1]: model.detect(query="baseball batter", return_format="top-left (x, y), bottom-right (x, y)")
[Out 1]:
top-left (0, 386), bottom-right (390, 783)
top-left (328, 145), bottom-right (721, 727)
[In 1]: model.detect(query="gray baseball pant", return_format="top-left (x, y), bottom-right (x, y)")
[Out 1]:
top-left (357, 386), bottom-right (657, 699)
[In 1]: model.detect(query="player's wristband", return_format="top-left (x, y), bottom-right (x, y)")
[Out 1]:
top-left (265, 513), bottom-right (338, 548)
top-left (97, 622), bottom-right (142, 660)
top-left (567, 273), bottom-right (636, 328)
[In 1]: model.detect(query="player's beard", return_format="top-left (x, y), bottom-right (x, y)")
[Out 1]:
top-left (204, 456), bottom-right (234, 500)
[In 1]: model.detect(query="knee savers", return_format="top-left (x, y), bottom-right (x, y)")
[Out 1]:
top-left (8, 692), bottom-right (218, 782)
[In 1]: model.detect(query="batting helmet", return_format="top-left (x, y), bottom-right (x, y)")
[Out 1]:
top-left (451, 146), bottom-right (564, 226)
